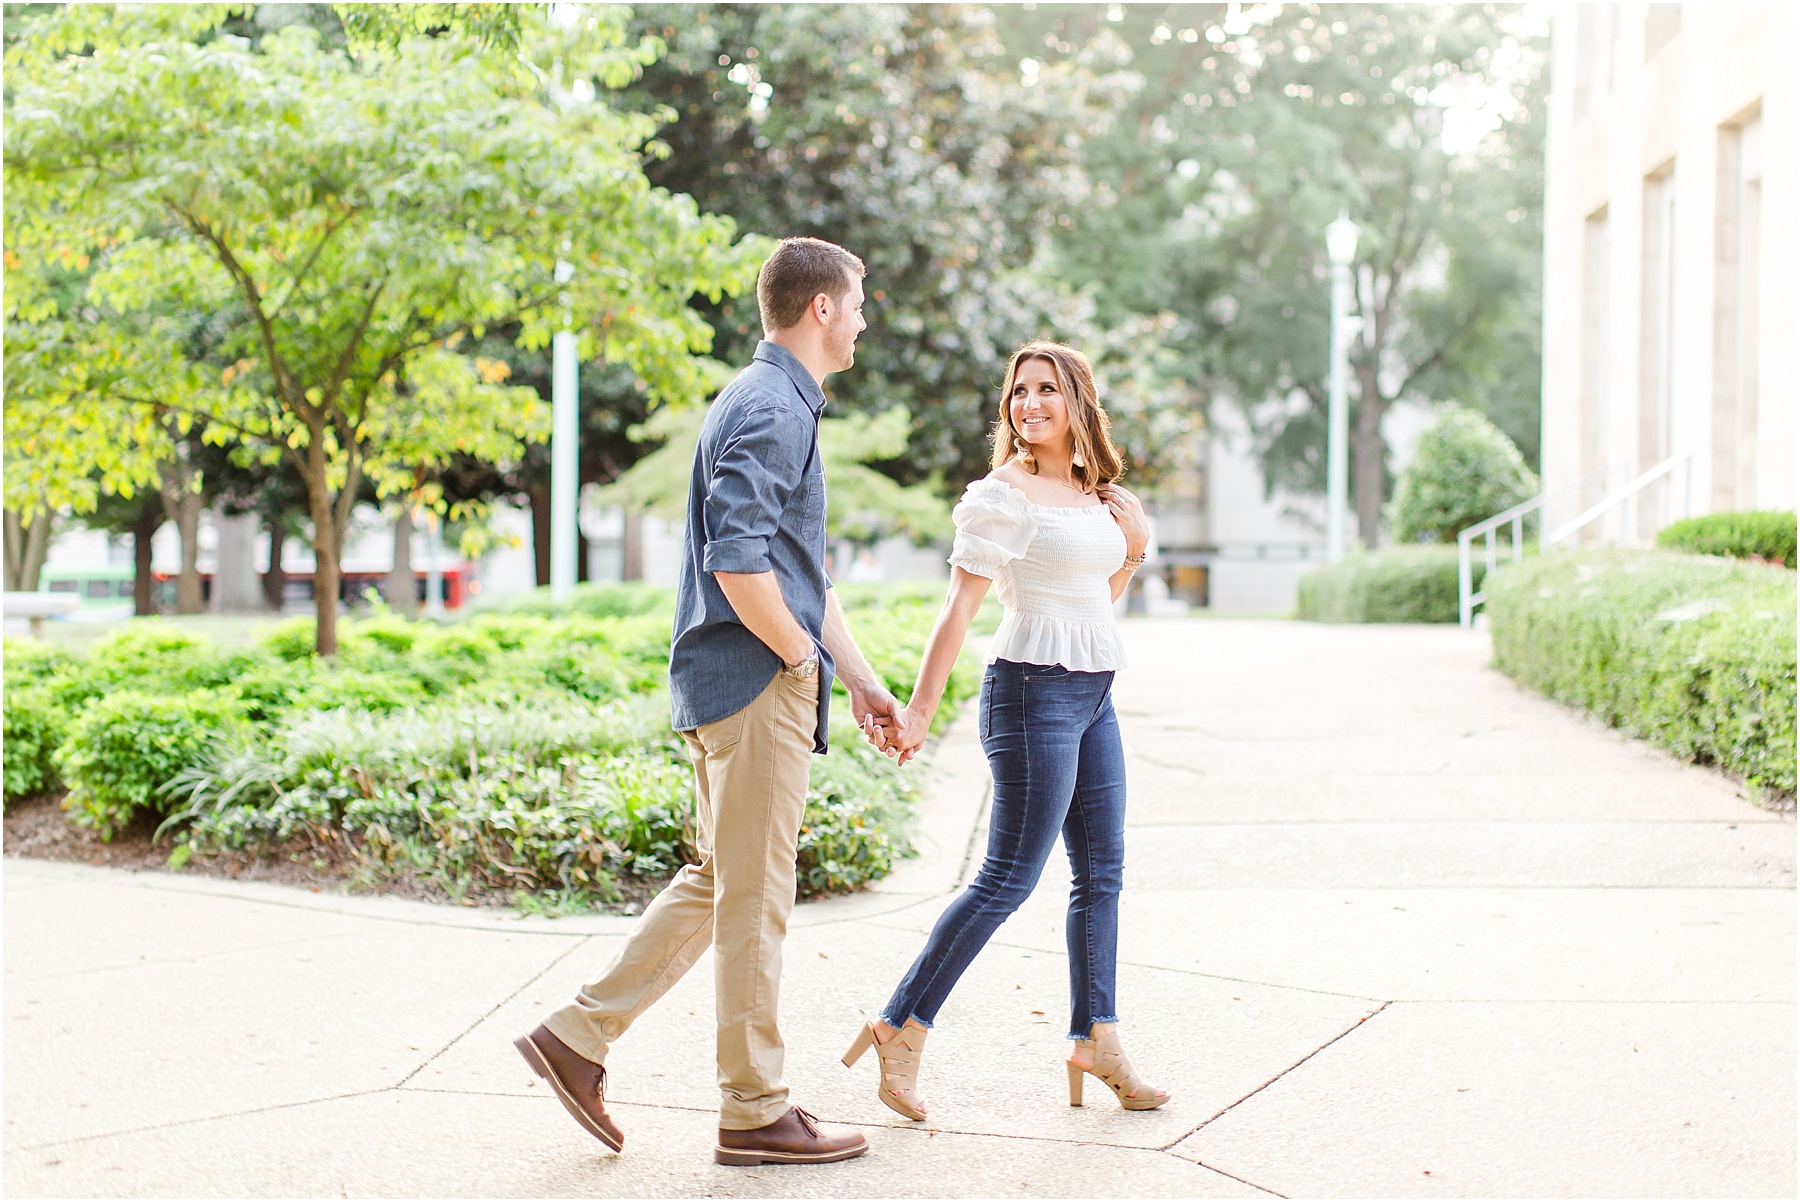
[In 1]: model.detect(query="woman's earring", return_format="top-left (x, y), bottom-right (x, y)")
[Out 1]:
top-left (1072, 450), bottom-right (1086, 469)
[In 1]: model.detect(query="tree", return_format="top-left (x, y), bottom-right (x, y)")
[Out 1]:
top-left (999, 3), bottom-right (1547, 542)
top-left (1386, 405), bottom-right (1537, 544)
top-left (617, 3), bottom-right (1185, 490)
top-left (5, 4), bottom-right (764, 651)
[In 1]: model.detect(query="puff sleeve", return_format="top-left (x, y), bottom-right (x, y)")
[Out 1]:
top-left (947, 479), bottom-right (1038, 579)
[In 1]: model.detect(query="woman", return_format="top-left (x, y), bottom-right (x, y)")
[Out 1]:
top-left (843, 340), bottom-right (1168, 1118)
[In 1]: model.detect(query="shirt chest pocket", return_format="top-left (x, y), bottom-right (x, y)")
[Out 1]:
top-left (792, 455), bottom-right (826, 529)
top-left (802, 464), bottom-right (828, 525)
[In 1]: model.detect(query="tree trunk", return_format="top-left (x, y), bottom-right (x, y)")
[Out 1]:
top-left (23, 515), bottom-right (50, 591)
top-left (132, 499), bottom-right (163, 616)
top-left (210, 510), bottom-right (264, 613)
top-left (622, 509), bottom-right (644, 581)
top-left (1350, 360), bottom-right (1390, 549)
top-left (159, 461), bottom-right (206, 613)
top-left (4, 508), bottom-right (55, 592)
top-left (528, 479), bottom-right (551, 587)
top-left (263, 520), bottom-right (287, 611)
top-left (302, 445), bottom-right (341, 655)
top-left (385, 507), bottom-right (419, 617)
top-left (172, 492), bottom-right (204, 612)
top-left (4, 509), bottom-right (23, 591)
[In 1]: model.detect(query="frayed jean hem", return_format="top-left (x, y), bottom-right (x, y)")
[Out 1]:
top-left (1067, 1014), bottom-right (1121, 1039)
top-left (880, 1011), bottom-right (935, 1031)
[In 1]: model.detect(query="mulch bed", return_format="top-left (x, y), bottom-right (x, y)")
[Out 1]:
top-left (2, 793), bottom-right (654, 913)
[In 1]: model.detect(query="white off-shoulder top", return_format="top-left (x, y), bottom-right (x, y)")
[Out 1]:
top-left (947, 477), bottom-right (1129, 671)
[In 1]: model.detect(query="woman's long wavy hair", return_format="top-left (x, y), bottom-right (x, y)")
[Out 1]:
top-left (989, 341), bottom-right (1125, 493)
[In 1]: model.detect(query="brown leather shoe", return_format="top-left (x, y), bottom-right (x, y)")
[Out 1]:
top-left (514, 1024), bottom-right (625, 1151)
top-left (715, 1105), bottom-right (868, 1166)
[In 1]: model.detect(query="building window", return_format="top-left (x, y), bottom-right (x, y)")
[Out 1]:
top-left (1713, 109), bottom-right (1763, 510)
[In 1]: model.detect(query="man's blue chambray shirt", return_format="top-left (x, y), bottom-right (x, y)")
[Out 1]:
top-left (669, 341), bottom-right (834, 753)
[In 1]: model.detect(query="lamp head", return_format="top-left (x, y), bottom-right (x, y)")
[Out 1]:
top-left (1326, 211), bottom-right (1360, 266)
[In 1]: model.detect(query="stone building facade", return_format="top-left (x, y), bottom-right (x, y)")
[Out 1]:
top-left (1540, 3), bottom-right (1796, 539)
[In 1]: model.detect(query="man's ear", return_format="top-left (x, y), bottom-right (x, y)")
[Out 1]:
top-left (812, 292), bottom-right (831, 326)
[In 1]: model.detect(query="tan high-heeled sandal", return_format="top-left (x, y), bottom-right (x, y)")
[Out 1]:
top-left (1067, 1023), bottom-right (1169, 1111)
top-left (842, 1018), bottom-right (929, 1120)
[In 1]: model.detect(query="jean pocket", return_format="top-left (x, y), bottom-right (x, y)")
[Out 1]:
top-left (1023, 663), bottom-right (1072, 682)
top-left (978, 676), bottom-right (994, 739)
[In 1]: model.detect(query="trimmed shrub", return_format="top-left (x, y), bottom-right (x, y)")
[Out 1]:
top-left (1656, 511), bottom-right (1796, 569)
top-left (4, 637), bottom-right (80, 804)
top-left (5, 686), bottom-right (68, 804)
top-left (3, 636), bottom-right (80, 685)
top-left (161, 691), bottom-right (913, 902)
top-left (1388, 406), bottom-right (1538, 545)
top-left (1486, 549), bottom-right (1796, 796)
top-left (1297, 546), bottom-right (1487, 624)
top-left (56, 689), bottom-right (248, 837)
top-left (18, 582), bottom-right (978, 905)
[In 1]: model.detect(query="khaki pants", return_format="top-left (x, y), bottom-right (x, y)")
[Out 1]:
top-left (544, 668), bottom-right (819, 1130)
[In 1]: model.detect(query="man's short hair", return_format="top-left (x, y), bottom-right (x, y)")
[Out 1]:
top-left (756, 237), bottom-right (866, 333)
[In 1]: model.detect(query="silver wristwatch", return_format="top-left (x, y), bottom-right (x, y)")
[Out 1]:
top-left (783, 653), bottom-right (820, 681)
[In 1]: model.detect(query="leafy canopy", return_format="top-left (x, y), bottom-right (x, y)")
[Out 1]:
top-left (1001, 3), bottom-right (1546, 528)
top-left (5, 3), bottom-right (766, 650)
top-left (617, 3), bottom-right (1192, 489)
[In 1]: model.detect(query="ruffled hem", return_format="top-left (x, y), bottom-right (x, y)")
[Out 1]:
top-left (947, 553), bottom-right (997, 580)
top-left (985, 610), bottom-right (1127, 672)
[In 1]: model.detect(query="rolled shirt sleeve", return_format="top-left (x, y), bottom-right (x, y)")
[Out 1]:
top-left (700, 403), bottom-right (814, 575)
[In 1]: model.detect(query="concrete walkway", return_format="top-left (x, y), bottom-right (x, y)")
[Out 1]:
top-left (5, 619), bottom-right (1793, 1198)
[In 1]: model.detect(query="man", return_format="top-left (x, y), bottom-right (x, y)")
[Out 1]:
top-left (515, 237), bottom-right (902, 1167)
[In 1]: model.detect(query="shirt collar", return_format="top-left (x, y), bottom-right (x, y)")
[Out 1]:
top-left (753, 340), bottom-right (828, 415)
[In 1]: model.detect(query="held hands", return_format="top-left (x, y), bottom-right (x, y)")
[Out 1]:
top-left (1098, 482), bottom-right (1150, 562)
top-left (852, 683), bottom-right (932, 765)
top-left (850, 682), bottom-right (906, 759)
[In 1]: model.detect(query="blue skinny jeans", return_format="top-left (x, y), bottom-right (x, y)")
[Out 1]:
top-left (882, 659), bottom-right (1127, 1040)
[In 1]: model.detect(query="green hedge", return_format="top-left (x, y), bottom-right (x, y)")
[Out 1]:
top-left (1656, 511), bottom-right (1796, 569)
top-left (1297, 546), bottom-right (1488, 623)
top-left (4, 582), bottom-right (980, 904)
top-left (56, 691), bottom-right (248, 837)
top-left (4, 685), bottom-right (68, 804)
top-left (1486, 549), bottom-right (1796, 796)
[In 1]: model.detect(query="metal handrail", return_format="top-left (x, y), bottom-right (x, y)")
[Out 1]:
top-left (1457, 496), bottom-right (1542, 628)
top-left (1456, 465), bottom-right (1622, 629)
top-left (1544, 452), bottom-right (1693, 547)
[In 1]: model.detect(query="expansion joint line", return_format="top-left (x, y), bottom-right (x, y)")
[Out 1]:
top-left (1172, 1155), bottom-right (1290, 1198)
top-left (1158, 1000), bottom-right (1393, 1155)
top-left (395, 936), bottom-right (592, 1088)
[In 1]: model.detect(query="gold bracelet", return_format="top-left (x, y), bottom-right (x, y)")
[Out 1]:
top-left (1123, 552), bottom-right (1147, 569)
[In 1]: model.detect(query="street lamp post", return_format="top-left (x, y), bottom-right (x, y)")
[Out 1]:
top-left (1324, 212), bottom-right (1360, 563)
top-left (550, 257), bottom-right (579, 602)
